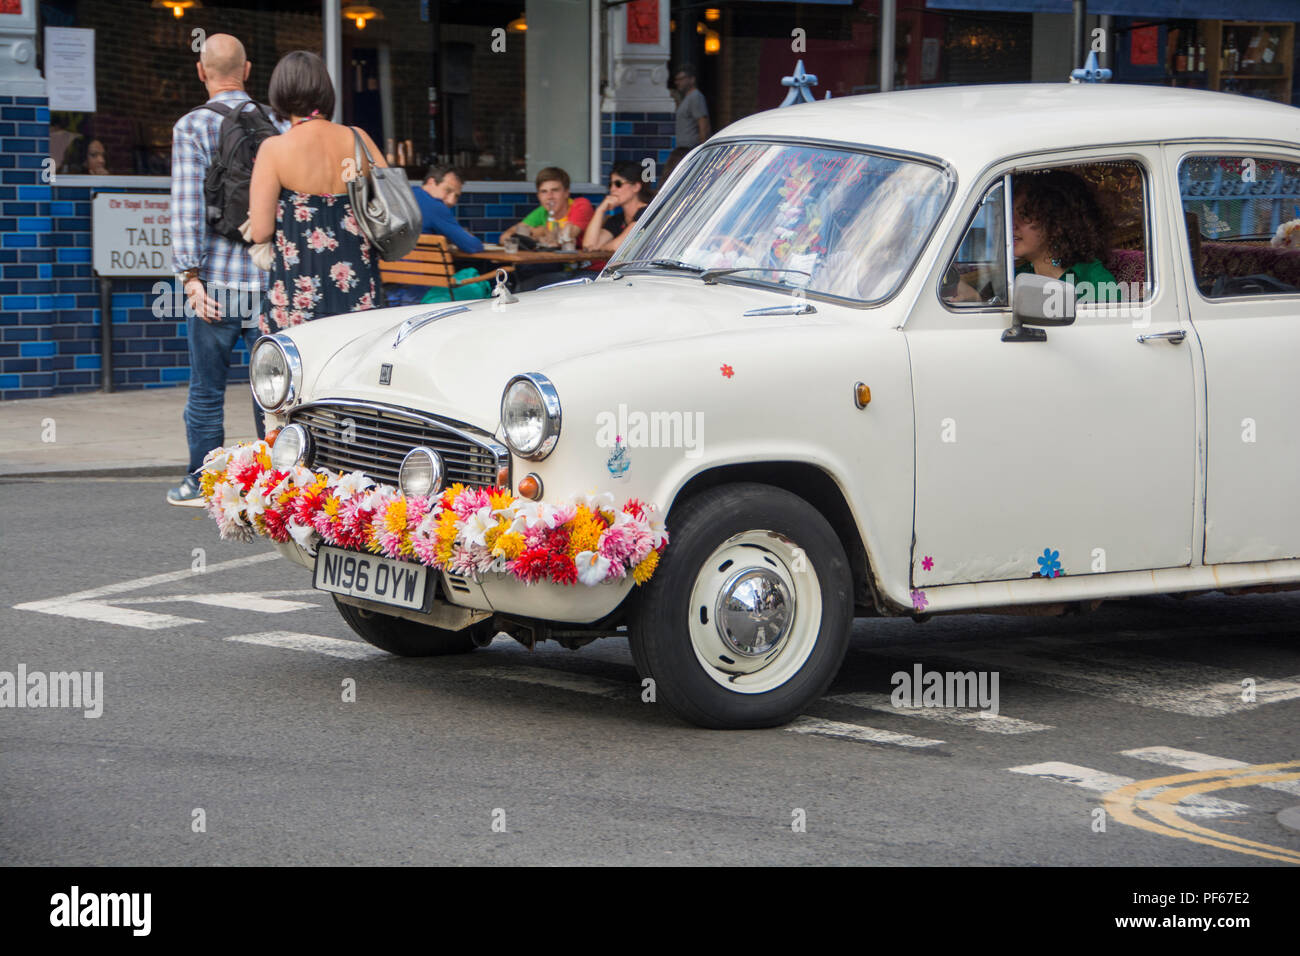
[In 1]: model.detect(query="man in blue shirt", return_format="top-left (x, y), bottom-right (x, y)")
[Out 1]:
top-left (388, 165), bottom-right (484, 305)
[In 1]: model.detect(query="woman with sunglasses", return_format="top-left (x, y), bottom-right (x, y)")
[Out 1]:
top-left (583, 161), bottom-right (654, 255)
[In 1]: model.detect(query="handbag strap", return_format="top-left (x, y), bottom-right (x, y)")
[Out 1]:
top-left (350, 127), bottom-right (375, 177)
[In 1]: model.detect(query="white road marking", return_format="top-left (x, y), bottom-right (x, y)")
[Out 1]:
top-left (1008, 761), bottom-right (1252, 818)
top-left (825, 691), bottom-right (1052, 734)
top-left (461, 667), bottom-right (629, 700)
top-left (14, 552), bottom-right (280, 630)
top-left (1120, 746), bottom-right (1300, 797)
top-left (786, 716), bottom-right (945, 748)
top-left (115, 591), bottom-right (321, 613)
top-left (895, 642), bottom-right (1300, 716)
top-left (225, 631), bottom-right (388, 661)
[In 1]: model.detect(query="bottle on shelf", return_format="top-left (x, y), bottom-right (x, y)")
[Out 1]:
top-left (1197, 36), bottom-right (1206, 73)
top-left (1176, 33), bottom-right (1188, 74)
top-left (1227, 32), bottom-right (1239, 73)
top-left (1262, 30), bottom-right (1279, 72)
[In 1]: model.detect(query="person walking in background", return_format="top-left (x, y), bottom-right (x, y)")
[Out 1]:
top-left (249, 51), bottom-right (384, 332)
top-left (167, 33), bottom-right (283, 507)
top-left (388, 165), bottom-right (483, 306)
top-left (673, 64), bottom-right (710, 149)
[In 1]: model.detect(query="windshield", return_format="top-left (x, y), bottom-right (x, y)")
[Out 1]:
top-left (610, 141), bottom-right (951, 302)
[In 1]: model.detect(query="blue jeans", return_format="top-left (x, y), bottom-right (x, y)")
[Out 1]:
top-left (184, 312), bottom-right (265, 474)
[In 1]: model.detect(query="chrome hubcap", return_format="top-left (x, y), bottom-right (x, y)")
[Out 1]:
top-left (687, 530), bottom-right (821, 694)
top-left (715, 568), bottom-right (792, 657)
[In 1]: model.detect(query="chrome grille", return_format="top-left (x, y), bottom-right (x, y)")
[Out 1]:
top-left (291, 401), bottom-right (507, 488)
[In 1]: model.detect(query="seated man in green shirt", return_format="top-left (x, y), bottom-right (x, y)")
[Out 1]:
top-left (501, 166), bottom-right (595, 248)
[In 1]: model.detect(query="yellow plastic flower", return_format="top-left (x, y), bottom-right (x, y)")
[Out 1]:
top-left (567, 505), bottom-right (604, 557)
top-left (199, 470), bottom-right (219, 500)
top-left (488, 489), bottom-right (514, 511)
top-left (493, 531), bottom-right (525, 560)
top-left (632, 550), bottom-right (660, 585)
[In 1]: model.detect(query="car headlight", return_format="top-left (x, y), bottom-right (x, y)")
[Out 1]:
top-left (501, 373), bottom-right (561, 460)
top-left (399, 446), bottom-right (444, 498)
top-left (249, 335), bottom-right (302, 412)
top-left (270, 423), bottom-right (310, 471)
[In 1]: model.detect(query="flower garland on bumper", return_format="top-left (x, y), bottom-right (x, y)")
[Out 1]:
top-left (199, 441), bottom-right (667, 586)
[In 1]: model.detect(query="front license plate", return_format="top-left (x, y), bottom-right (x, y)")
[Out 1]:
top-left (313, 546), bottom-right (432, 612)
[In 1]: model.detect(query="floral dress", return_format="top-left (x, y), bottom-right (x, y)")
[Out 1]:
top-left (257, 189), bottom-right (376, 334)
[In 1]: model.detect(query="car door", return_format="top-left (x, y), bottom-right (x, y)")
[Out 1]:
top-left (1166, 146), bottom-right (1300, 565)
top-left (906, 149), bottom-right (1197, 587)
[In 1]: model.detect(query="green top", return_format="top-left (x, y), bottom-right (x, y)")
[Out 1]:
top-left (1016, 258), bottom-right (1120, 303)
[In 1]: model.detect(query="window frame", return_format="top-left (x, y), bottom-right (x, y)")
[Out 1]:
top-left (1175, 149), bottom-right (1300, 304)
top-left (937, 153), bottom-right (1158, 315)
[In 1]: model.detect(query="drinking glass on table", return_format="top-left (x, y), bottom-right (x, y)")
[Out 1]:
top-left (559, 223), bottom-right (577, 251)
top-left (502, 235), bottom-right (519, 253)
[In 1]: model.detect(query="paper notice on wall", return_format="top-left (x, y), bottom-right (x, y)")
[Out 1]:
top-left (45, 27), bottom-right (96, 112)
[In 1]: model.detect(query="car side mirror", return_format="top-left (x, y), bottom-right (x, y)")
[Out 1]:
top-left (1002, 273), bottom-right (1076, 342)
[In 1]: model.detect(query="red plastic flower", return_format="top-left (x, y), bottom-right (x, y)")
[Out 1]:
top-left (548, 553), bottom-right (578, 585)
top-left (721, 364), bottom-right (734, 378)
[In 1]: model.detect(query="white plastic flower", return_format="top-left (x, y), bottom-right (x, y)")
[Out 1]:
top-left (1270, 218), bottom-right (1300, 249)
top-left (329, 471), bottom-right (372, 497)
top-left (288, 519), bottom-right (319, 551)
top-left (461, 505), bottom-right (496, 547)
top-left (575, 550), bottom-right (612, 587)
top-left (217, 481), bottom-right (246, 525)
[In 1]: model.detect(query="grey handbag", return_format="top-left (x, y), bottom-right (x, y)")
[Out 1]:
top-left (346, 127), bottom-right (422, 261)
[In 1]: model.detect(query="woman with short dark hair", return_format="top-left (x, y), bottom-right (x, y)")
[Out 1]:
top-left (583, 161), bottom-right (654, 255)
top-left (249, 50), bottom-right (385, 332)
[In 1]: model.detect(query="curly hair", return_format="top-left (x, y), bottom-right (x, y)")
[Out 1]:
top-left (1013, 169), bottom-right (1112, 267)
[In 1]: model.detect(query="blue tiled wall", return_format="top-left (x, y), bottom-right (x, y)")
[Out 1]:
top-left (601, 111), bottom-right (676, 187)
top-left (0, 95), bottom-right (54, 399)
top-left (1, 155), bottom-right (659, 400)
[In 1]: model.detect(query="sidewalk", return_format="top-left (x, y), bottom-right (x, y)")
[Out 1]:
top-left (0, 386), bottom-right (261, 477)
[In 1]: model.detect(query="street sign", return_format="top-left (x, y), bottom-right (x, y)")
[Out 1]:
top-left (92, 192), bottom-right (172, 276)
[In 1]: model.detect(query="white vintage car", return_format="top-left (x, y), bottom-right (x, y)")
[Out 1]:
top-left (236, 84), bottom-right (1300, 729)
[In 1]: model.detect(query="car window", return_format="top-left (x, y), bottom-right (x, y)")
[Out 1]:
top-left (611, 142), bottom-right (951, 303)
top-left (1179, 155), bottom-right (1300, 298)
top-left (943, 160), bottom-right (1150, 311)
top-left (942, 180), bottom-right (1008, 307)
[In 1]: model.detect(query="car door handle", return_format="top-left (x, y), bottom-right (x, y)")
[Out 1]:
top-left (1136, 330), bottom-right (1185, 345)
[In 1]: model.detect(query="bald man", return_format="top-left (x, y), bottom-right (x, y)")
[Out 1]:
top-left (167, 34), bottom-right (288, 506)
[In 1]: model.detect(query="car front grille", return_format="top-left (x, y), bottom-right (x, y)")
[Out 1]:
top-left (290, 401), bottom-right (508, 489)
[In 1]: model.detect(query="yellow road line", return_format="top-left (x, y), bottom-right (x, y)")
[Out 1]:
top-left (1103, 762), bottom-right (1300, 864)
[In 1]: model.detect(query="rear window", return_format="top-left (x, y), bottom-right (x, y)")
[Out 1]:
top-left (1179, 155), bottom-right (1300, 298)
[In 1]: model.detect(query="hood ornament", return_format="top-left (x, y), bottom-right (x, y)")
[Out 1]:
top-left (392, 304), bottom-right (470, 348)
top-left (491, 269), bottom-right (519, 310)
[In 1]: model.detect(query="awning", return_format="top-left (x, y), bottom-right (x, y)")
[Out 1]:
top-left (926, 0), bottom-right (1300, 17)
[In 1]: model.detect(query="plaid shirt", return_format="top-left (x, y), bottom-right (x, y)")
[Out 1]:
top-left (170, 90), bottom-right (288, 291)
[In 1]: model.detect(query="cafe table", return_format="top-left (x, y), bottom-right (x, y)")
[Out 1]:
top-left (452, 244), bottom-right (598, 267)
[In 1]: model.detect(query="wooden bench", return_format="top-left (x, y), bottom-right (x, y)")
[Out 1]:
top-left (379, 233), bottom-right (511, 301)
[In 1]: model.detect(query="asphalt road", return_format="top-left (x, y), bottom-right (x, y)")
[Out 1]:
top-left (2, 476), bottom-right (1298, 866)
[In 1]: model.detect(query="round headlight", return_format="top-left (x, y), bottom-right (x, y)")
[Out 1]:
top-left (399, 446), bottom-right (444, 498)
top-left (501, 373), bottom-right (561, 460)
top-left (249, 336), bottom-right (301, 412)
top-left (271, 423), bottom-right (310, 471)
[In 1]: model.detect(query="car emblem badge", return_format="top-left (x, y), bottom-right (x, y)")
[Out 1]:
top-left (606, 436), bottom-right (630, 479)
top-left (379, 363), bottom-right (392, 385)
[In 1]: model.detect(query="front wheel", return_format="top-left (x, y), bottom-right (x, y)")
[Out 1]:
top-left (629, 483), bottom-right (853, 728)
top-left (332, 595), bottom-right (495, 656)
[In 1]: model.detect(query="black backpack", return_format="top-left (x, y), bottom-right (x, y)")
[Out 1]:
top-left (197, 100), bottom-right (279, 244)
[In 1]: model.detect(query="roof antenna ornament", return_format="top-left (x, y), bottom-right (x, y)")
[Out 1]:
top-left (779, 59), bottom-right (823, 107)
top-left (1069, 50), bottom-right (1112, 84)
top-left (491, 268), bottom-right (518, 310)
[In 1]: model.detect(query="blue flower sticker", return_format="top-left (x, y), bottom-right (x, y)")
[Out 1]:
top-left (1036, 548), bottom-right (1061, 579)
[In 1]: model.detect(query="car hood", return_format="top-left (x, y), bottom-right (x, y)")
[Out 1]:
top-left (304, 275), bottom-right (856, 430)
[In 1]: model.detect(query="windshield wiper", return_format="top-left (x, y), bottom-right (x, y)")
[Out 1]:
top-left (607, 258), bottom-right (705, 279)
top-left (700, 266), bottom-right (812, 286)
